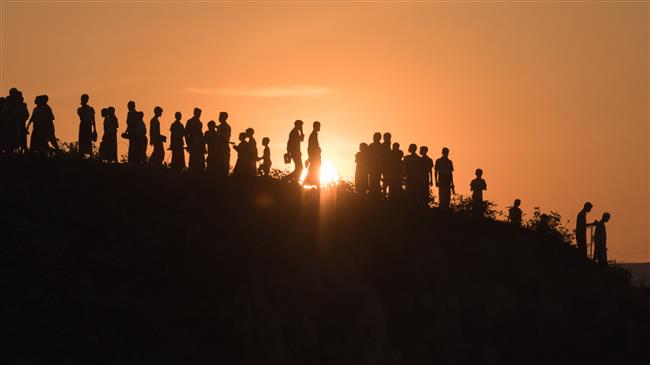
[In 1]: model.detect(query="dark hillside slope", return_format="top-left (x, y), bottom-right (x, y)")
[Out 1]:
top-left (622, 263), bottom-right (650, 287)
top-left (1, 156), bottom-right (648, 364)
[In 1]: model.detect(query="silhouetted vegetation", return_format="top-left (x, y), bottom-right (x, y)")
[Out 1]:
top-left (1, 154), bottom-right (648, 364)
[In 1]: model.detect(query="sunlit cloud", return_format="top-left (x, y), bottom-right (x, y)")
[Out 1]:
top-left (183, 85), bottom-right (331, 98)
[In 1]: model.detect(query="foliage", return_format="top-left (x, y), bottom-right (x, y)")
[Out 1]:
top-left (269, 167), bottom-right (290, 180)
top-left (524, 206), bottom-right (574, 243)
top-left (449, 193), bottom-right (502, 220)
top-left (57, 141), bottom-right (100, 159)
top-left (336, 179), bottom-right (356, 193)
top-left (57, 141), bottom-right (79, 156)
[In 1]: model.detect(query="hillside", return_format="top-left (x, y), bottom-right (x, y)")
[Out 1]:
top-left (1, 155), bottom-right (649, 365)
top-left (622, 263), bottom-right (650, 287)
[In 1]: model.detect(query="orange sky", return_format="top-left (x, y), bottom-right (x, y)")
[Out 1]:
top-left (1, 1), bottom-right (648, 262)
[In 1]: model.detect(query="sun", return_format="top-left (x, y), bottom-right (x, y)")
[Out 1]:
top-left (300, 159), bottom-right (340, 188)
top-left (319, 159), bottom-right (340, 186)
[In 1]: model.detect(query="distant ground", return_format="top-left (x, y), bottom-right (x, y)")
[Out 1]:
top-left (1, 155), bottom-right (649, 365)
top-left (621, 263), bottom-right (650, 287)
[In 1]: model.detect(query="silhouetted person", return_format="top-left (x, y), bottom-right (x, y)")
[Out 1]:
top-left (77, 94), bottom-right (96, 156)
top-left (205, 121), bottom-right (219, 173)
top-left (121, 101), bottom-right (138, 163)
top-left (367, 132), bottom-right (383, 194)
top-left (1, 91), bottom-right (11, 152)
top-left (386, 142), bottom-right (404, 199)
top-left (2, 88), bottom-right (30, 153)
top-left (0, 96), bottom-right (6, 152)
top-left (576, 202), bottom-right (595, 258)
top-left (185, 107), bottom-right (205, 171)
top-left (2, 90), bottom-right (14, 152)
top-left (18, 92), bottom-right (29, 153)
top-left (355, 143), bottom-right (369, 194)
top-left (537, 214), bottom-right (551, 233)
top-left (135, 111), bottom-right (148, 163)
top-left (169, 112), bottom-right (186, 170)
top-left (27, 95), bottom-right (57, 153)
top-left (246, 128), bottom-right (258, 176)
top-left (470, 168), bottom-right (487, 217)
top-left (258, 137), bottom-right (271, 177)
top-left (232, 132), bottom-right (251, 178)
top-left (216, 111), bottom-right (231, 176)
top-left (123, 101), bottom-right (139, 163)
top-left (99, 106), bottom-right (118, 162)
top-left (381, 132), bottom-right (392, 192)
top-left (435, 147), bottom-right (455, 210)
top-left (420, 146), bottom-right (433, 205)
top-left (403, 143), bottom-right (421, 201)
top-left (10, 89), bottom-right (30, 153)
top-left (98, 108), bottom-right (108, 157)
top-left (593, 212), bottom-right (610, 268)
top-left (148, 106), bottom-right (165, 165)
top-left (304, 121), bottom-right (322, 186)
top-left (508, 199), bottom-right (523, 226)
top-left (2, 91), bottom-right (15, 153)
top-left (286, 120), bottom-right (304, 182)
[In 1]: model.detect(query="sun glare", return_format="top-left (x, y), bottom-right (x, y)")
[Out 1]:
top-left (300, 159), bottom-right (340, 188)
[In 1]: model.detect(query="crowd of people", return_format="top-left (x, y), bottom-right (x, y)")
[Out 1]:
top-left (0, 89), bottom-right (612, 267)
top-left (352, 133), bottom-right (491, 217)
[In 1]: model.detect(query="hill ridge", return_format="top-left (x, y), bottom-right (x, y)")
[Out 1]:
top-left (1, 155), bottom-right (648, 364)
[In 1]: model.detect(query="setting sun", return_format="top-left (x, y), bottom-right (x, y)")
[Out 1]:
top-left (300, 159), bottom-right (340, 188)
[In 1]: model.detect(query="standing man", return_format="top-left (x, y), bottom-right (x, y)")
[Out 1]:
top-left (2, 88), bottom-right (29, 153)
top-left (470, 168), bottom-right (487, 217)
top-left (508, 199), bottom-right (523, 226)
top-left (205, 120), bottom-right (220, 174)
top-left (419, 146), bottom-right (434, 205)
top-left (381, 132), bottom-right (392, 193)
top-left (403, 143), bottom-right (421, 201)
top-left (27, 95), bottom-right (56, 153)
top-left (169, 112), bottom-right (186, 170)
top-left (77, 94), bottom-right (96, 157)
top-left (286, 120), bottom-right (305, 182)
top-left (217, 111), bottom-right (231, 176)
top-left (367, 132), bottom-right (383, 194)
top-left (100, 107), bottom-right (118, 162)
top-left (435, 147), bottom-right (455, 210)
top-left (185, 107), bottom-right (205, 171)
top-left (355, 143), bottom-right (369, 194)
top-left (123, 101), bottom-right (139, 163)
top-left (575, 202), bottom-right (594, 258)
top-left (303, 121), bottom-right (322, 186)
top-left (593, 212), bottom-right (611, 267)
top-left (246, 128), bottom-right (258, 176)
top-left (386, 142), bottom-right (404, 199)
top-left (135, 111), bottom-right (148, 163)
top-left (148, 106), bottom-right (165, 165)
top-left (15, 89), bottom-right (30, 153)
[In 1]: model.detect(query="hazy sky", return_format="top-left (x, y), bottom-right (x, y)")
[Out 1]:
top-left (1, 1), bottom-right (648, 262)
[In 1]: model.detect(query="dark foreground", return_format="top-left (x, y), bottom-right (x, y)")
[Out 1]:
top-left (621, 263), bottom-right (650, 287)
top-left (1, 155), bottom-right (649, 365)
